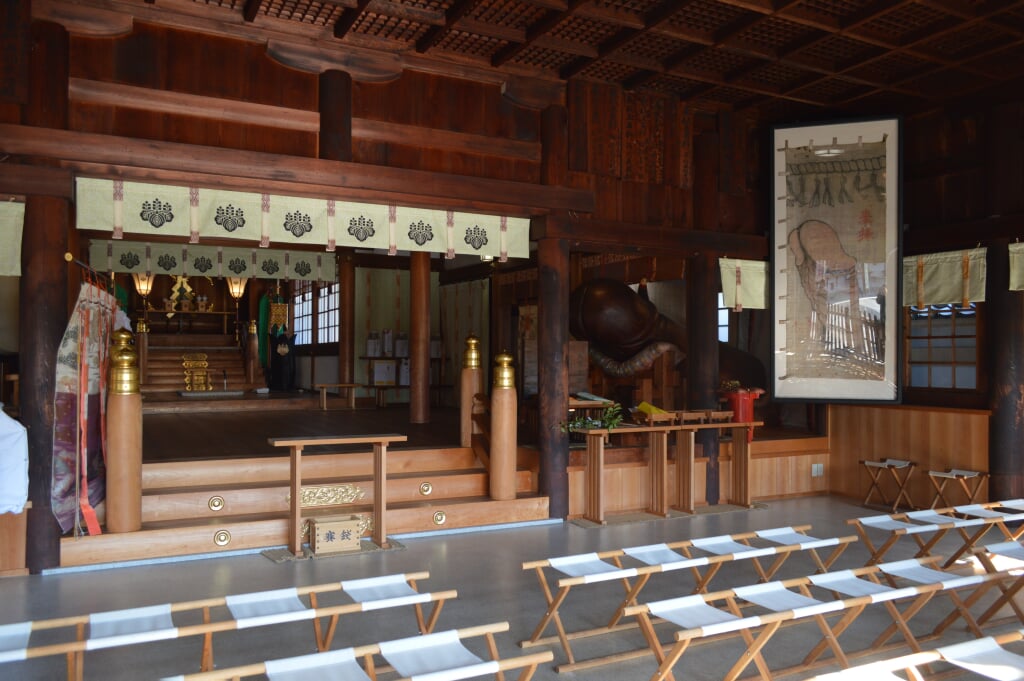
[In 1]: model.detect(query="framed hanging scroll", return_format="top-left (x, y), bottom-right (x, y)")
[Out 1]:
top-left (771, 117), bottom-right (901, 402)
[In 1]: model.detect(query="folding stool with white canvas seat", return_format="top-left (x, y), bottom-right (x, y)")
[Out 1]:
top-left (623, 559), bottom-right (1015, 681)
top-left (860, 458), bottom-right (917, 512)
top-left (626, 574), bottom-right (918, 681)
top-left (0, 571), bottom-right (456, 681)
top-left (162, 622), bottom-right (554, 681)
top-left (519, 526), bottom-right (855, 666)
top-left (808, 627), bottom-right (1024, 681)
top-left (849, 501), bottom-right (1024, 567)
top-left (970, 540), bottom-right (1024, 627)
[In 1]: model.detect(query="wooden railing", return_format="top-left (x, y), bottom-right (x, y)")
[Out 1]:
top-left (268, 434), bottom-right (407, 556)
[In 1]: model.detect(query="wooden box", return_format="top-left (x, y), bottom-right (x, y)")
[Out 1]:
top-left (311, 515), bottom-right (362, 555)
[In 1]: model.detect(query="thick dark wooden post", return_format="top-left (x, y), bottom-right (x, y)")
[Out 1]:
top-left (21, 20), bottom-right (70, 572)
top-left (318, 70), bottom-right (352, 162)
top-left (338, 252), bottom-right (355, 385)
top-left (988, 240), bottom-right (1024, 498)
top-left (409, 251), bottom-right (430, 424)
top-left (22, 196), bottom-right (69, 571)
top-left (537, 237), bottom-right (570, 518)
top-left (687, 252), bottom-right (721, 504)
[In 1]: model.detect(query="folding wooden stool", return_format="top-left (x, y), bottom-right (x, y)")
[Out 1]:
top-left (861, 458), bottom-right (917, 512)
top-left (926, 468), bottom-right (988, 508)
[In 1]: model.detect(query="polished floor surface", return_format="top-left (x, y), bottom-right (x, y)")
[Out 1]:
top-left (2, 495), bottom-right (1018, 680)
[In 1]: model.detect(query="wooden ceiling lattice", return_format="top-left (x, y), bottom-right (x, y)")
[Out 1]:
top-left (167, 0), bottom-right (1024, 118)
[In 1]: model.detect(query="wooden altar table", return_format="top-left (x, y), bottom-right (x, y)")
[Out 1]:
top-left (580, 420), bottom-right (761, 524)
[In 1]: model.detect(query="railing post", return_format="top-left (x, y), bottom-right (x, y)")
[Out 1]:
top-left (135, 319), bottom-right (148, 385)
top-left (246, 320), bottom-right (259, 385)
top-left (106, 329), bottom-right (142, 533)
top-left (460, 335), bottom-right (483, 447)
top-left (489, 352), bottom-right (517, 501)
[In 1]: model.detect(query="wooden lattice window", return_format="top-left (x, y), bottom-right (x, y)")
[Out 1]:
top-left (318, 283), bottom-right (339, 344)
top-left (905, 303), bottom-right (980, 390)
top-left (293, 281), bottom-right (314, 346)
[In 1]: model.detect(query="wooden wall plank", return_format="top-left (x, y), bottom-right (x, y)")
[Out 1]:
top-left (829, 404), bottom-right (990, 508)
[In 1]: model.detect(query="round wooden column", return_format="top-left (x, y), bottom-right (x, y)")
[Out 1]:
top-left (106, 330), bottom-right (142, 533)
top-left (687, 252), bottom-right (721, 504)
top-left (537, 237), bottom-right (570, 518)
top-left (460, 335), bottom-right (483, 447)
top-left (489, 353), bottom-right (518, 500)
top-left (409, 251), bottom-right (431, 424)
top-left (338, 253), bottom-right (356, 385)
top-left (21, 196), bottom-right (69, 571)
top-left (988, 240), bottom-right (1024, 498)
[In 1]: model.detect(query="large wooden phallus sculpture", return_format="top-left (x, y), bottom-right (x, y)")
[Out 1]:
top-left (568, 278), bottom-right (766, 392)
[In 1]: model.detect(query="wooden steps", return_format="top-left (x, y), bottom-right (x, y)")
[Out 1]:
top-left (142, 333), bottom-right (258, 395)
top-left (60, 445), bottom-right (548, 567)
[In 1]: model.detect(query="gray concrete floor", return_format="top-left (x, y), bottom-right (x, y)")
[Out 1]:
top-left (1, 495), bottom-right (1018, 680)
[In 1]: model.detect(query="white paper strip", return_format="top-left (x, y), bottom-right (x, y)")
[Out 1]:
top-left (0, 201), bottom-right (25, 277)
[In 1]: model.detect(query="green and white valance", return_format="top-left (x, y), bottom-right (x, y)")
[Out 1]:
top-left (1010, 242), bottom-right (1024, 291)
top-left (902, 248), bottom-right (986, 307)
top-left (88, 240), bottom-right (337, 282)
top-left (718, 258), bottom-right (767, 310)
top-left (75, 178), bottom-right (529, 261)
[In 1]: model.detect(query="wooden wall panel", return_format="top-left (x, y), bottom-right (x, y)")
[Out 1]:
top-left (829, 404), bottom-right (989, 508)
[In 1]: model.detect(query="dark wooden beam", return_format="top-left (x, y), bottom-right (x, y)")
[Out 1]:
top-left (416, 0), bottom-right (484, 52)
top-left (0, 124), bottom-right (594, 216)
top-left (334, 0), bottom-right (373, 40)
top-left (241, 0), bottom-right (261, 23)
top-left (0, 164), bottom-right (73, 198)
top-left (531, 215), bottom-right (768, 259)
top-left (491, 0), bottom-right (589, 67)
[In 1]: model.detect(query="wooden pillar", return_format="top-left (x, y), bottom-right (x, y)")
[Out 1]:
top-left (21, 20), bottom-right (69, 572)
top-left (409, 252), bottom-right (430, 423)
top-left (988, 240), bottom-right (1024, 498)
top-left (106, 330), bottom-right (142, 533)
top-left (460, 335), bottom-right (483, 447)
top-left (537, 237), bottom-right (570, 518)
top-left (489, 353), bottom-right (517, 500)
top-left (338, 252), bottom-right (356, 385)
top-left (687, 252), bottom-right (721, 504)
top-left (21, 196), bottom-right (69, 571)
top-left (318, 70), bottom-right (352, 162)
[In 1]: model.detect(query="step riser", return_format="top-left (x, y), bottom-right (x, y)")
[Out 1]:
top-left (60, 497), bottom-right (550, 567)
top-left (141, 471), bottom-right (534, 523)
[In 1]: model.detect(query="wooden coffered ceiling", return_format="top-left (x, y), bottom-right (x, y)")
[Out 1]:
top-left (35, 0), bottom-right (1024, 118)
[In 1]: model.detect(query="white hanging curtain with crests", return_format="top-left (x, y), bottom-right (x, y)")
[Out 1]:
top-left (1010, 242), bottom-right (1024, 291)
top-left (75, 178), bottom-right (529, 261)
top-left (718, 258), bottom-right (767, 310)
top-left (0, 201), bottom-right (25, 277)
top-left (902, 247), bottom-right (986, 307)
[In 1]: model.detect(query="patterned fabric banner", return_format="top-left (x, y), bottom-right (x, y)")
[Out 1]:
top-left (88, 240), bottom-right (337, 283)
top-left (76, 178), bottom-right (529, 260)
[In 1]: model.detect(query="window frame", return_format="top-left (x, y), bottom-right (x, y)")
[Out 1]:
top-left (901, 301), bottom-right (987, 408)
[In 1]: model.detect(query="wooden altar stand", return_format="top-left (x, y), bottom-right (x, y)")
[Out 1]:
top-left (580, 419), bottom-right (762, 524)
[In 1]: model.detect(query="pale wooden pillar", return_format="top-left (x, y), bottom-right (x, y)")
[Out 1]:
top-left (489, 352), bottom-right (517, 500)
top-left (409, 252), bottom-right (431, 423)
top-left (106, 330), bottom-right (142, 533)
top-left (460, 335), bottom-right (483, 447)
